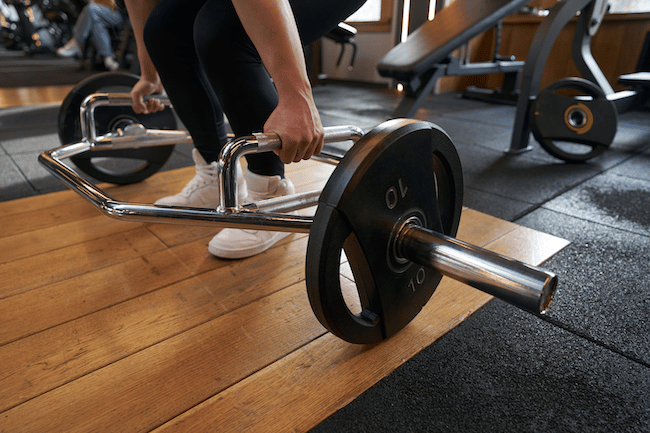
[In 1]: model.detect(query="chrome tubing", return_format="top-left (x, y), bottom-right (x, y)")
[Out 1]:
top-left (218, 125), bottom-right (364, 210)
top-left (80, 92), bottom-right (193, 148)
top-left (38, 145), bottom-right (315, 232)
top-left (38, 123), bottom-right (363, 233)
top-left (397, 224), bottom-right (557, 314)
top-left (241, 190), bottom-right (322, 213)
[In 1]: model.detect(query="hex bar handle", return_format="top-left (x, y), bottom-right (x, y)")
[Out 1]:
top-left (397, 224), bottom-right (557, 314)
top-left (80, 92), bottom-right (185, 145)
top-left (79, 93), bottom-right (362, 162)
top-left (38, 125), bottom-right (363, 232)
top-left (218, 125), bottom-right (364, 209)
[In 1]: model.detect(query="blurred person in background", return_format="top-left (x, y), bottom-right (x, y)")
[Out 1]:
top-left (56, 0), bottom-right (125, 71)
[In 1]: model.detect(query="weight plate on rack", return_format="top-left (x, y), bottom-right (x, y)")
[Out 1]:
top-left (58, 71), bottom-right (178, 184)
top-left (530, 77), bottom-right (617, 162)
top-left (305, 119), bottom-right (463, 344)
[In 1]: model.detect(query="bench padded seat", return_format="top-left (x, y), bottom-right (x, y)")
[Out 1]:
top-left (377, 0), bottom-right (531, 82)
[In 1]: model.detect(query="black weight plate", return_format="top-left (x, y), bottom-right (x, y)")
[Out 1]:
top-left (58, 71), bottom-right (178, 184)
top-left (530, 77), bottom-right (617, 162)
top-left (306, 119), bottom-right (463, 344)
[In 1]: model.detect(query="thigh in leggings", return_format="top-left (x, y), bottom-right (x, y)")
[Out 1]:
top-left (144, 0), bottom-right (229, 163)
top-left (194, 0), bottom-right (365, 176)
top-left (150, 0), bottom-right (366, 175)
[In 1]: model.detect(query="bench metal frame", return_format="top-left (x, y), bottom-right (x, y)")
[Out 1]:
top-left (378, 0), bottom-right (531, 118)
top-left (393, 55), bottom-right (524, 118)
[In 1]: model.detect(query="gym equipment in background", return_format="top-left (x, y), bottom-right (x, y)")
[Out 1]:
top-left (378, 0), bottom-right (649, 162)
top-left (529, 77), bottom-right (618, 162)
top-left (377, 0), bottom-right (531, 118)
top-left (508, 0), bottom-right (650, 162)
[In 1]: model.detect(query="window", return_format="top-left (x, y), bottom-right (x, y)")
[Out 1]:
top-left (346, 0), bottom-right (393, 32)
top-left (609, 0), bottom-right (650, 13)
top-left (347, 0), bottom-right (383, 22)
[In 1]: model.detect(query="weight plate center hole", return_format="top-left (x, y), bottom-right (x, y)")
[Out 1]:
top-left (388, 213), bottom-right (425, 273)
top-left (108, 115), bottom-right (139, 134)
top-left (567, 107), bottom-right (588, 129)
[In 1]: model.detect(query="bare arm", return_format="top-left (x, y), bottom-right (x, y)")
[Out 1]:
top-left (123, 0), bottom-right (323, 162)
top-left (230, 0), bottom-right (324, 164)
top-left (123, 0), bottom-right (165, 114)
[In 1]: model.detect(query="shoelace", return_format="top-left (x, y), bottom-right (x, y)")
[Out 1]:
top-left (179, 168), bottom-right (217, 195)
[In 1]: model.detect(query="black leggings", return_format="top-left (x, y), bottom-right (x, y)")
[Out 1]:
top-left (144, 0), bottom-right (365, 176)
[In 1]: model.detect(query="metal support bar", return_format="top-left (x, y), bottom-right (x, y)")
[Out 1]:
top-left (508, 0), bottom-right (593, 154)
top-left (571, 0), bottom-right (614, 95)
top-left (393, 68), bottom-right (447, 118)
top-left (446, 59), bottom-right (525, 76)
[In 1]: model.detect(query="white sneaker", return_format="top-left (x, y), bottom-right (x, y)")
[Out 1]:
top-left (103, 56), bottom-right (119, 71)
top-left (209, 169), bottom-right (295, 259)
top-left (155, 148), bottom-right (246, 208)
top-left (56, 38), bottom-right (82, 58)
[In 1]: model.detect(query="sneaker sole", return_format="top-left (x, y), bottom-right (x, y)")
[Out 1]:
top-left (208, 231), bottom-right (292, 259)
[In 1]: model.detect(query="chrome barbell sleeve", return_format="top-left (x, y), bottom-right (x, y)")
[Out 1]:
top-left (397, 223), bottom-right (557, 314)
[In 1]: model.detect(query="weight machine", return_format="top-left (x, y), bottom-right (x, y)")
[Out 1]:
top-left (509, 0), bottom-right (650, 162)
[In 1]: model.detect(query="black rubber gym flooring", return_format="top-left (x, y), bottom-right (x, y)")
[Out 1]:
top-left (313, 86), bottom-right (650, 433)
top-left (1, 56), bottom-right (649, 431)
top-left (0, 48), bottom-right (97, 89)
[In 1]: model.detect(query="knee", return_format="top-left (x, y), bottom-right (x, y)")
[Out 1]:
top-left (86, 3), bottom-right (103, 20)
top-left (193, 17), bottom-right (232, 61)
top-left (193, 3), bottom-right (244, 62)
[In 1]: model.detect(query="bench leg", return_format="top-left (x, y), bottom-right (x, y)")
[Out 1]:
top-left (392, 68), bottom-right (445, 118)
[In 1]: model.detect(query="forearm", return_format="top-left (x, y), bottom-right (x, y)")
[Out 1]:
top-left (123, 0), bottom-right (160, 83)
top-left (230, 0), bottom-right (323, 163)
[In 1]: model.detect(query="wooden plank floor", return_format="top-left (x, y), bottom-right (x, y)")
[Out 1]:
top-left (0, 85), bottom-right (75, 109)
top-left (0, 160), bottom-right (569, 432)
